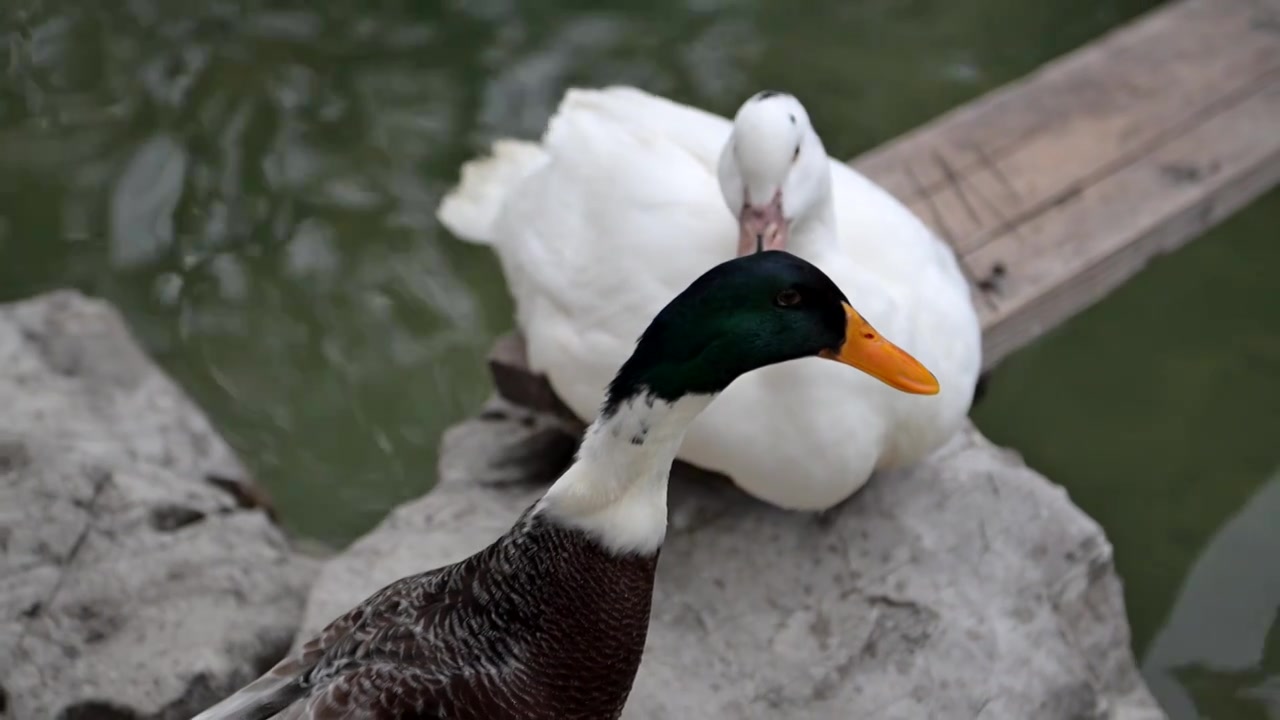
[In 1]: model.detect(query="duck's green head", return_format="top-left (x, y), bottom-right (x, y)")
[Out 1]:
top-left (603, 250), bottom-right (939, 413)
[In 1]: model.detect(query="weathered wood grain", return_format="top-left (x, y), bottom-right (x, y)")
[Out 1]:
top-left (967, 79), bottom-right (1280, 364)
top-left (853, 0), bottom-right (1279, 241)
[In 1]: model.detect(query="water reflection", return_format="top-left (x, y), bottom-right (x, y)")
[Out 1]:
top-left (2, 1), bottom-right (516, 541)
top-left (111, 134), bottom-right (186, 268)
top-left (1142, 470), bottom-right (1280, 718)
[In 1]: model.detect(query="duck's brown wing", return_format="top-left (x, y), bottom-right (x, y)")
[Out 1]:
top-left (191, 566), bottom-right (457, 720)
top-left (277, 663), bottom-right (457, 720)
top-left (280, 569), bottom-right (501, 720)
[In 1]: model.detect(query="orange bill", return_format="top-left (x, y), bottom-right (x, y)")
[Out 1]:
top-left (818, 304), bottom-right (940, 395)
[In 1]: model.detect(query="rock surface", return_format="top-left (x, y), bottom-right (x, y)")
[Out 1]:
top-left (298, 397), bottom-right (1167, 720)
top-left (0, 291), bottom-right (318, 720)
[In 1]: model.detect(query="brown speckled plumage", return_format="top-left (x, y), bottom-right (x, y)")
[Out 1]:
top-left (195, 506), bottom-right (659, 720)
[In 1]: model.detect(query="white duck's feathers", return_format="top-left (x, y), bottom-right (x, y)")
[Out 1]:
top-left (438, 86), bottom-right (982, 510)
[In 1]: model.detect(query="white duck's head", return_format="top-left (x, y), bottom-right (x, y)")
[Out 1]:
top-left (717, 91), bottom-right (833, 257)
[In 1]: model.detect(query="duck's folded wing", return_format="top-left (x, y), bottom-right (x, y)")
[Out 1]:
top-left (276, 664), bottom-right (455, 720)
top-left (187, 617), bottom-right (354, 720)
top-left (279, 582), bottom-right (483, 719)
top-left (437, 85), bottom-right (729, 250)
top-left (191, 568), bottom-right (455, 720)
top-left (555, 86), bottom-right (732, 168)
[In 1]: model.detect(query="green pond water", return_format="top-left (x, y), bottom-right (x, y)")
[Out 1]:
top-left (1, 1), bottom-right (1276, 716)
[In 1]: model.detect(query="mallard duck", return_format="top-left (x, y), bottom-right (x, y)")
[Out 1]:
top-left (437, 86), bottom-right (981, 511)
top-left (191, 250), bottom-right (938, 720)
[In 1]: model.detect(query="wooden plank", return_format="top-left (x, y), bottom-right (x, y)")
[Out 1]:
top-left (853, 0), bottom-right (1280, 256)
top-left (485, 0), bottom-right (1280, 408)
top-left (968, 78), bottom-right (1280, 365)
top-left (851, 0), bottom-right (1280, 368)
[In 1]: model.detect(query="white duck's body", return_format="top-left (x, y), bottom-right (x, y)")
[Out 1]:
top-left (439, 86), bottom-right (981, 510)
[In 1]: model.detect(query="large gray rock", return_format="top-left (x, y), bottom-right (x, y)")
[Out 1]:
top-left (298, 398), bottom-right (1167, 720)
top-left (0, 291), bottom-right (318, 720)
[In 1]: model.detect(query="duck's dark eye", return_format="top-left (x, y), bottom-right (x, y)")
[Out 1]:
top-left (775, 288), bottom-right (802, 307)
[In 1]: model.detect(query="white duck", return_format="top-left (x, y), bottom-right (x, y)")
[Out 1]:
top-left (438, 86), bottom-right (982, 510)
